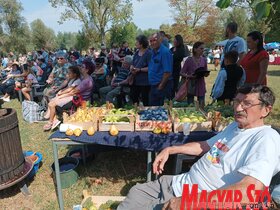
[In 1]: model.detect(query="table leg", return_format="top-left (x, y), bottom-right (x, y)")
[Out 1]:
top-left (147, 151), bottom-right (152, 182)
top-left (154, 152), bottom-right (158, 180)
top-left (53, 141), bottom-right (64, 210)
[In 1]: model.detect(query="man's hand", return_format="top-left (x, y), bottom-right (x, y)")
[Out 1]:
top-left (153, 148), bottom-right (170, 175)
top-left (162, 197), bottom-right (182, 210)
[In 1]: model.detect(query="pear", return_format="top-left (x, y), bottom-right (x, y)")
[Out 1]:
top-left (87, 126), bottom-right (95, 136)
top-left (73, 128), bottom-right (82, 137)
top-left (109, 125), bottom-right (119, 136)
top-left (66, 128), bottom-right (73, 136)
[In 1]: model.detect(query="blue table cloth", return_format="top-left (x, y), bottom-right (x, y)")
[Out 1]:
top-left (49, 131), bottom-right (216, 152)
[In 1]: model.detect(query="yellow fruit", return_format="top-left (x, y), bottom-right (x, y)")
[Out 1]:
top-left (181, 117), bottom-right (191, 123)
top-left (161, 127), bottom-right (171, 134)
top-left (109, 125), bottom-right (119, 136)
top-left (153, 127), bottom-right (161, 134)
top-left (65, 128), bottom-right (73, 136)
top-left (73, 128), bottom-right (82, 137)
top-left (87, 126), bottom-right (95, 136)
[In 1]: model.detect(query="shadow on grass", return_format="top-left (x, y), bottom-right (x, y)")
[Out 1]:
top-left (267, 70), bottom-right (280, 76)
top-left (63, 147), bottom-right (147, 197)
top-left (0, 176), bottom-right (36, 199)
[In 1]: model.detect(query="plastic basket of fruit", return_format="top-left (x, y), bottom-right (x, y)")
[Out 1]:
top-left (135, 106), bottom-right (172, 132)
top-left (171, 108), bottom-right (212, 133)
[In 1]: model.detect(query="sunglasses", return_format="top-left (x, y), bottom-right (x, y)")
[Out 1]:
top-left (57, 57), bottom-right (65, 60)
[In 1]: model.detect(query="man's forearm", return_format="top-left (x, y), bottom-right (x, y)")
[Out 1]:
top-left (168, 141), bottom-right (210, 156)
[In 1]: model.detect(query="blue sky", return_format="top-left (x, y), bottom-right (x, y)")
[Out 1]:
top-left (20, 0), bottom-right (174, 34)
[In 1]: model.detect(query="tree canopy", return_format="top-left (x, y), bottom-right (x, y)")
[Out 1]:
top-left (48, 0), bottom-right (133, 44)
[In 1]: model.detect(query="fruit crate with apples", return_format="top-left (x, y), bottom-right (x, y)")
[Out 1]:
top-left (98, 108), bottom-right (135, 131)
top-left (171, 107), bottom-right (212, 133)
top-left (135, 106), bottom-right (172, 132)
top-left (62, 107), bottom-right (106, 131)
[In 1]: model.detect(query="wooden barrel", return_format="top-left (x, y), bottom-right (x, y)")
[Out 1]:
top-left (0, 108), bottom-right (25, 185)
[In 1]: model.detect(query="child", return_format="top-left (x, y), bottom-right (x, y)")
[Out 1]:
top-left (19, 66), bottom-right (38, 101)
top-left (43, 65), bottom-right (81, 131)
top-left (211, 51), bottom-right (245, 103)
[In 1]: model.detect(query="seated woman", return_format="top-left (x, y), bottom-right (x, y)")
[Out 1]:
top-left (0, 62), bottom-right (22, 102)
top-left (43, 60), bottom-right (94, 131)
top-left (92, 57), bottom-right (107, 94)
top-left (16, 66), bottom-right (39, 101)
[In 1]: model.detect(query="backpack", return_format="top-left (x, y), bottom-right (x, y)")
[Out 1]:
top-left (22, 100), bottom-right (44, 123)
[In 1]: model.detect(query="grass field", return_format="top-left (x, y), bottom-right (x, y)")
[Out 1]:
top-left (0, 64), bottom-right (279, 210)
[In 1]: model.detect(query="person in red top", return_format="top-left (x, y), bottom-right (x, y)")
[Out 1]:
top-left (241, 31), bottom-right (269, 85)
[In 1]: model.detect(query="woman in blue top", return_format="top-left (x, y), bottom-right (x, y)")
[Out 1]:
top-left (129, 35), bottom-right (152, 106)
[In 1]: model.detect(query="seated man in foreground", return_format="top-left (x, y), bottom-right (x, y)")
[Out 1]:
top-left (118, 84), bottom-right (280, 210)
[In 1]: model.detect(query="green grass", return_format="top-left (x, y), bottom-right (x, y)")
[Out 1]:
top-left (0, 64), bottom-right (279, 210)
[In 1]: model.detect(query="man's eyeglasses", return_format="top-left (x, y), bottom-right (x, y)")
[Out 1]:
top-left (233, 99), bottom-right (263, 109)
top-left (57, 57), bottom-right (65, 60)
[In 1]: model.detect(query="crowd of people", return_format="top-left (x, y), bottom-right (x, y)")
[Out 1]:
top-left (0, 22), bottom-right (271, 129)
top-left (0, 21), bottom-right (279, 209)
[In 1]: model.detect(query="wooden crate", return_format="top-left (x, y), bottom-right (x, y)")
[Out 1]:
top-left (61, 121), bottom-right (98, 131)
top-left (135, 106), bottom-right (172, 131)
top-left (98, 114), bottom-right (135, 131)
top-left (171, 107), bottom-right (212, 133)
top-left (173, 121), bottom-right (212, 133)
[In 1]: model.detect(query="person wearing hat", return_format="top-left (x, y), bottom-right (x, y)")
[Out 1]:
top-left (0, 62), bottom-right (21, 102)
top-left (99, 55), bottom-right (132, 105)
top-left (69, 51), bottom-right (81, 66)
top-left (43, 51), bottom-right (71, 102)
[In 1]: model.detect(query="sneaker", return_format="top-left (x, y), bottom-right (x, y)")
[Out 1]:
top-left (51, 119), bottom-right (61, 131)
top-left (3, 97), bottom-right (10, 102)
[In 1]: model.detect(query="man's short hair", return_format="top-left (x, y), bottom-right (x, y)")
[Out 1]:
top-left (123, 55), bottom-right (133, 64)
top-left (237, 84), bottom-right (275, 107)
top-left (227, 22), bottom-right (238, 33)
top-left (224, 51), bottom-right (238, 64)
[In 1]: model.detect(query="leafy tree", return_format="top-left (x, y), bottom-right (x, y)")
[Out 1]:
top-left (56, 32), bottom-right (78, 50)
top-left (137, 28), bottom-right (158, 38)
top-left (167, 0), bottom-right (223, 45)
top-left (168, 0), bottom-right (216, 28)
top-left (48, 0), bottom-right (133, 44)
top-left (30, 19), bottom-right (56, 50)
top-left (110, 22), bottom-right (137, 49)
top-left (0, 0), bottom-right (32, 53)
top-left (216, 0), bottom-right (280, 20)
top-left (75, 30), bottom-right (91, 51)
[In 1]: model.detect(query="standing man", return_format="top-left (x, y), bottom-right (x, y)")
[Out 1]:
top-left (148, 32), bottom-right (173, 106)
top-left (221, 22), bottom-right (246, 68)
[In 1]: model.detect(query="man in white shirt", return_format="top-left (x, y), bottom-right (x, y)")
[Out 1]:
top-left (220, 22), bottom-right (246, 68)
top-left (118, 84), bottom-right (280, 210)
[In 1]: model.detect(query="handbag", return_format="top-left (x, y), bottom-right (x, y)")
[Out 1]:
top-left (72, 94), bottom-right (83, 107)
top-left (22, 100), bottom-right (44, 123)
top-left (174, 79), bottom-right (189, 102)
